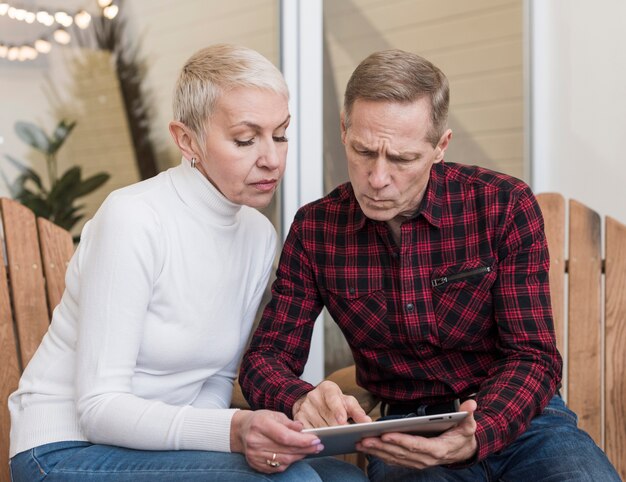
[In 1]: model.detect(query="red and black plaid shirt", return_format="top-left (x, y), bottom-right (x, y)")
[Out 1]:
top-left (241, 161), bottom-right (562, 461)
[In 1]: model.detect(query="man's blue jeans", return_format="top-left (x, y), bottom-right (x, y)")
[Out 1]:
top-left (10, 442), bottom-right (367, 481)
top-left (367, 395), bottom-right (621, 481)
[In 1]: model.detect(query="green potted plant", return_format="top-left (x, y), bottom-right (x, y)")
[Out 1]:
top-left (2, 119), bottom-right (110, 232)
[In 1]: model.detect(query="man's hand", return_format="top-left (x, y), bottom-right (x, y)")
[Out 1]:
top-left (231, 410), bottom-right (323, 473)
top-left (356, 399), bottom-right (478, 469)
top-left (292, 380), bottom-right (372, 428)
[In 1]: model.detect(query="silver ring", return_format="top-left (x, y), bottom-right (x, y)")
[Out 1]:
top-left (266, 453), bottom-right (281, 468)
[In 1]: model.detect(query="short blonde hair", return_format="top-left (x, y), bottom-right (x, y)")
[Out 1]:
top-left (173, 44), bottom-right (288, 145)
top-left (344, 49), bottom-right (449, 147)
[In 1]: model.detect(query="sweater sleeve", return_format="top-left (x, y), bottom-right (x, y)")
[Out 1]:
top-left (74, 194), bottom-right (236, 452)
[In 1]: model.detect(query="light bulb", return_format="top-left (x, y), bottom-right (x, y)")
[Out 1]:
top-left (35, 39), bottom-right (52, 53)
top-left (14, 8), bottom-right (27, 21)
top-left (0, 3), bottom-right (9, 16)
top-left (7, 46), bottom-right (19, 61)
top-left (103, 4), bottom-right (118, 19)
top-left (19, 46), bottom-right (38, 61)
top-left (74, 10), bottom-right (91, 29)
top-left (55, 11), bottom-right (73, 27)
top-left (0, 44), bottom-right (8, 58)
top-left (53, 29), bottom-right (71, 45)
top-left (97, 0), bottom-right (113, 7)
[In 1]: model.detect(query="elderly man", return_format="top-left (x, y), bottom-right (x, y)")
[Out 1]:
top-left (240, 49), bottom-right (619, 481)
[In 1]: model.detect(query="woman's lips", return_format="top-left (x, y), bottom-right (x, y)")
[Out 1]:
top-left (251, 179), bottom-right (278, 192)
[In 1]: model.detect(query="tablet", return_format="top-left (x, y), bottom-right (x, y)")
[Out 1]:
top-left (303, 411), bottom-right (468, 457)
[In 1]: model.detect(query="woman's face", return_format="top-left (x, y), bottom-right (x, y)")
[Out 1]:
top-left (195, 86), bottom-right (290, 208)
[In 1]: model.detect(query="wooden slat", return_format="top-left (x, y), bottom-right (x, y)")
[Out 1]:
top-left (536, 193), bottom-right (566, 353)
top-left (0, 199), bottom-right (49, 368)
top-left (567, 200), bottom-right (603, 446)
top-left (605, 216), bottom-right (626, 479)
top-left (0, 227), bottom-right (21, 482)
top-left (37, 217), bottom-right (74, 312)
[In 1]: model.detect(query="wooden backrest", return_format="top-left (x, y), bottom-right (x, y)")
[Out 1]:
top-left (0, 198), bottom-right (74, 482)
top-left (537, 193), bottom-right (626, 479)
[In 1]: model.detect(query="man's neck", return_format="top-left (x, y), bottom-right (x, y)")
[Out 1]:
top-left (386, 218), bottom-right (403, 246)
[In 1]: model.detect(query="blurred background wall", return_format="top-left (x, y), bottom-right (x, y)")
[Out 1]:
top-left (1, 0), bottom-right (625, 374)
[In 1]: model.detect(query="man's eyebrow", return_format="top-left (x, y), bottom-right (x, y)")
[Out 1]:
top-left (351, 139), bottom-right (421, 159)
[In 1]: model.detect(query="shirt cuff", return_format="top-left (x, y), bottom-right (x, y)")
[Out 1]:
top-left (180, 407), bottom-right (239, 452)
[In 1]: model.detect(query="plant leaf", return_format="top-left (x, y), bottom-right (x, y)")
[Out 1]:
top-left (74, 173), bottom-right (110, 197)
top-left (3, 153), bottom-right (29, 171)
top-left (49, 119), bottom-right (77, 155)
top-left (49, 166), bottom-right (81, 203)
top-left (19, 196), bottom-right (52, 219)
top-left (4, 155), bottom-right (44, 191)
top-left (0, 169), bottom-right (22, 198)
top-left (14, 121), bottom-right (51, 153)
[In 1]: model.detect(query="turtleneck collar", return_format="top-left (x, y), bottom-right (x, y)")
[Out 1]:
top-left (169, 157), bottom-right (242, 226)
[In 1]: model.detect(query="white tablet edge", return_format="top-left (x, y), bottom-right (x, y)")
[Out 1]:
top-left (303, 411), bottom-right (468, 457)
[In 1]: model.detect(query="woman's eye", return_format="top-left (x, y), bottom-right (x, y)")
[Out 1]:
top-left (273, 135), bottom-right (288, 143)
top-left (235, 138), bottom-right (254, 147)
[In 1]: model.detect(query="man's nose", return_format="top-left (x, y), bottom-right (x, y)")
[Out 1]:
top-left (369, 157), bottom-right (390, 190)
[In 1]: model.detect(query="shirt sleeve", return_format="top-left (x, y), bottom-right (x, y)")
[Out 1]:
top-left (240, 210), bottom-right (320, 415)
top-left (471, 187), bottom-right (562, 461)
top-left (74, 194), bottom-right (236, 452)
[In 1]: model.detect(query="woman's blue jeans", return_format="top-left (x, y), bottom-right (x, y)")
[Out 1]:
top-left (10, 443), bottom-right (367, 481)
top-left (366, 395), bottom-right (621, 481)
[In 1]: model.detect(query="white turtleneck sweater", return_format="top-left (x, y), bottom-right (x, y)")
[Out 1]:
top-left (9, 159), bottom-right (277, 457)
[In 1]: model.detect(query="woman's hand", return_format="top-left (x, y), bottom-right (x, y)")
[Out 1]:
top-left (231, 409), bottom-right (324, 473)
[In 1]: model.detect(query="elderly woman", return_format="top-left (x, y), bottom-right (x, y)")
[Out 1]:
top-left (8, 44), bottom-right (366, 482)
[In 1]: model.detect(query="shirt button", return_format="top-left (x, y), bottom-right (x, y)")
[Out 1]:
top-left (349, 287), bottom-right (355, 295)
top-left (406, 303), bottom-right (415, 312)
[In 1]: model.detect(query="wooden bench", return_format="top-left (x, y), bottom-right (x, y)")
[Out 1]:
top-left (0, 197), bottom-right (74, 482)
top-left (536, 193), bottom-right (625, 478)
top-left (2, 193), bottom-right (625, 480)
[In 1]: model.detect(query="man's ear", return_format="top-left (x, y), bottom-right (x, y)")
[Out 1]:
top-left (169, 121), bottom-right (200, 161)
top-left (340, 111), bottom-right (347, 144)
top-left (434, 129), bottom-right (452, 163)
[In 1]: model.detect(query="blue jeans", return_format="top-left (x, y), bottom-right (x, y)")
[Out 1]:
top-left (367, 396), bottom-right (621, 481)
top-left (10, 442), bottom-right (367, 481)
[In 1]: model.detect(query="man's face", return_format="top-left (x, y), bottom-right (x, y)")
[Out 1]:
top-left (342, 98), bottom-right (451, 223)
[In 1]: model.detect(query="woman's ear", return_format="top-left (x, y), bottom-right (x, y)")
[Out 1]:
top-left (169, 121), bottom-right (199, 161)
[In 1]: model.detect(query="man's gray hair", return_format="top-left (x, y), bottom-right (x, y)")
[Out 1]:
top-left (343, 49), bottom-right (449, 147)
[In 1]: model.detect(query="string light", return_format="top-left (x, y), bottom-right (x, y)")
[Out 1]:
top-left (36, 10), bottom-right (54, 26)
top-left (54, 11), bottom-right (73, 27)
top-left (34, 38), bottom-right (51, 53)
top-left (1, 1), bottom-right (118, 62)
top-left (52, 28), bottom-right (71, 45)
top-left (74, 10), bottom-right (91, 29)
top-left (102, 4), bottom-right (118, 19)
